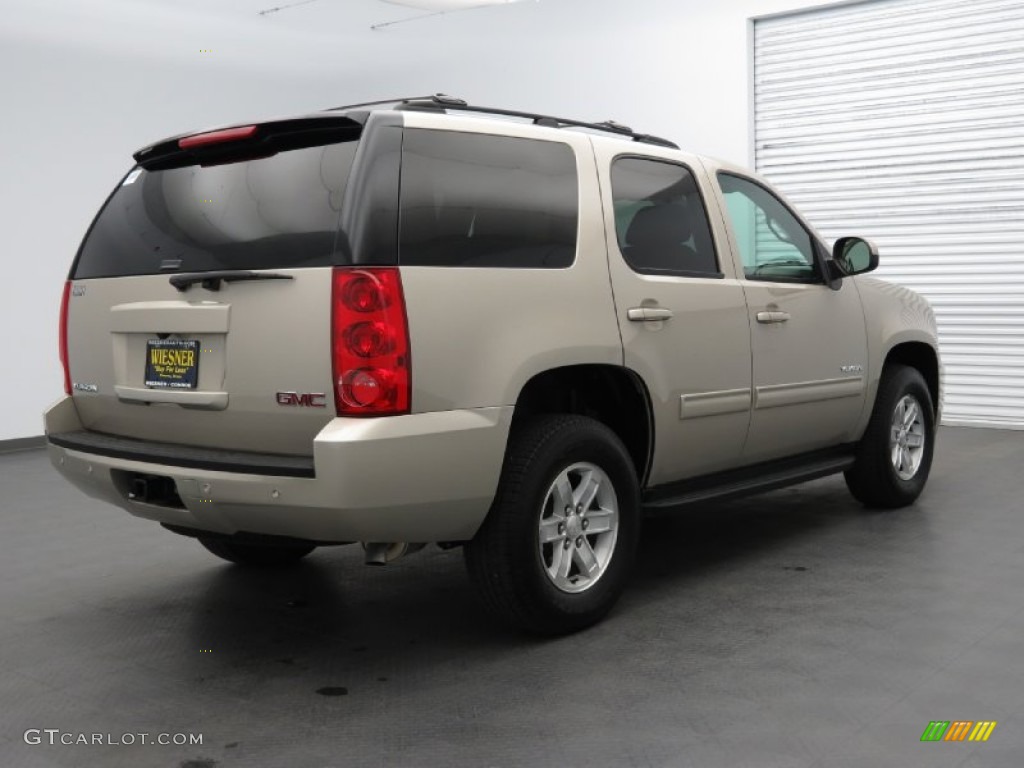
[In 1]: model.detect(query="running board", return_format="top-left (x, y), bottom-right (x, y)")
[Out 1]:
top-left (642, 447), bottom-right (856, 512)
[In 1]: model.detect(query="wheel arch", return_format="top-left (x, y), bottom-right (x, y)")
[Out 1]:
top-left (510, 364), bottom-right (654, 486)
top-left (883, 341), bottom-right (941, 417)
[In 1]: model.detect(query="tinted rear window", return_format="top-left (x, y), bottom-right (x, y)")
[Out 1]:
top-left (611, 157), bottom-right (720, 277)
top-left (399, 129), bottom-right (578, 268)
top-left (73, 140), bottom-right (359, 278)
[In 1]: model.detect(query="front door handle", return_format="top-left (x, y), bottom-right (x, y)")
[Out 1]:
top-left (756, 310), bottom-right (791, 324)
top-left (627, 307), bottom-right (674, 322)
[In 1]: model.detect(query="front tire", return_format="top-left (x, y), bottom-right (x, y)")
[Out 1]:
top-left (845, 364), bottom-right (935, 508)
top-left (198, 537), bottom-right (315, 567)
top-left (465, 415), bottom-right (641, 635)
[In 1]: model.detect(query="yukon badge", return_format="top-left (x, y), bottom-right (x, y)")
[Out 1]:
top-left (840, 365), bottom-right (864, 374)
top-left (276, 391), bottom-right (327, 408)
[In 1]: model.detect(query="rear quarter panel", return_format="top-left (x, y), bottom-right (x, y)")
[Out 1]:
top-left (398, 113), bottom-right (622, 412)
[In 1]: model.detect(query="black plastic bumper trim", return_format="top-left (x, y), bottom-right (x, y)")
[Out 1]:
top-left (48, 430), bottom-right (315, 478)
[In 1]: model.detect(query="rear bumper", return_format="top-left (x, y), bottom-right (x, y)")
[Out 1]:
top-left (44, 397), bottom-right (512, 542)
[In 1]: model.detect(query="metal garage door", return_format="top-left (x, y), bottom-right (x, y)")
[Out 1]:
top-left (754, 0), bottom-right (1024, 428)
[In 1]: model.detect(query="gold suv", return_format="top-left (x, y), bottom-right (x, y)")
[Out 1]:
top-left (46, 95), bottom-right (941, 634)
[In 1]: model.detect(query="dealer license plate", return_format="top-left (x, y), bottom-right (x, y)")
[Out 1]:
top-left (144, 339), bottom-right (200, 389)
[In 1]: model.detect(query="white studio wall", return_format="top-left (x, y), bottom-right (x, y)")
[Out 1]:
top-left (0, 0), bottom-right (820, 442)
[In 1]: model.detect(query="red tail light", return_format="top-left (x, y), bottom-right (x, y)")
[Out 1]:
top-left (59, 280), bottom-right (72, 395)
top-left (331, 268), bottom-right (410, 416)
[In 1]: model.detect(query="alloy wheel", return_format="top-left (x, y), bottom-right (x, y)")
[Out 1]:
top-left (537, 462), bottom-right (620, 594)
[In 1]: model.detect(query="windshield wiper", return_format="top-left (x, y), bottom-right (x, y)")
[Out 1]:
top-left (169, 271), bottom-right (294, 292)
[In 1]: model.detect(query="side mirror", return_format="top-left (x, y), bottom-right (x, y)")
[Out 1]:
top-left (831, 237), bottom-right (879, 277)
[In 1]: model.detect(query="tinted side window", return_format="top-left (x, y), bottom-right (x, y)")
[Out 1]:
top-left (611, 157), bottom-right (720, 277)
top-left (73, 141), bottom-right (359, 279)
top-left (399, 130), bottom-right (578, 268)
top-left (717, 173), bottom-right (818, 282)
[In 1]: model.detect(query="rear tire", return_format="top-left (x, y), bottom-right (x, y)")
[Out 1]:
top-left (465, 415), bottom-right (641, 635)
top-left (198, 537), bottom-right (315, 567)
top-left (845, 364), bottom-right (935, 508)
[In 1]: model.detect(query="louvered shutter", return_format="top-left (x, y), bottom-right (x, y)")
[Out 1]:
top-left (754, 0), bottom-right (1024, 427)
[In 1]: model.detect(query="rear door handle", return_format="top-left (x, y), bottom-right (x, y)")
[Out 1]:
top-left (756, 311), bottom-right (791, 324)
top-left (627, 307), bottom-right (674, 322)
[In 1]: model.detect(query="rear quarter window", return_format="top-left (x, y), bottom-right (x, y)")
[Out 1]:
top-left (398, 129), bottom-right (578, 268)
top-left (73, 140), bottom-right (358, 279)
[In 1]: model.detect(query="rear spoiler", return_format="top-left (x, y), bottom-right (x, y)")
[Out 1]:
top-left (133, 114), bottom-right (367, 171)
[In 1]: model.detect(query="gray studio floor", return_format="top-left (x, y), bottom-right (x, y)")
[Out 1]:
top-left (1, 426), bottom-right (1022, 768)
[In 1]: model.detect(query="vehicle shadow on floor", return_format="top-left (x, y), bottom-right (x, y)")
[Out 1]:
top-left (52, 474), bottom-right (878, 700)
top-left (173, 477), bottom-right (862, 649)
top-left (631, 475), bottom-right (867, 586)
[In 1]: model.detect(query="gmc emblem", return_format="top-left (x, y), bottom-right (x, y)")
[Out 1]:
top-left (276, 391), bottom-right (327, 408)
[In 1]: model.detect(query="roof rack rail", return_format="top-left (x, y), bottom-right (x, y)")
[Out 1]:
top-left (326, 95), bottom-right (443, 111)
top-left (333, 93), bottom-right (679, 149)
